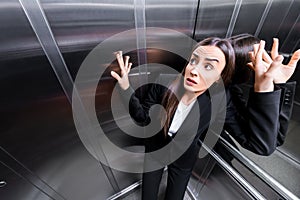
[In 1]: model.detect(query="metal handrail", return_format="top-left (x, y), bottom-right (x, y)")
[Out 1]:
top-left (198, 141), bottom-right (266, 200)
top-left (107, 180), bottom-right (141, 200)
top-left (219, 131), bottom-right (300, 200)
top-left (107, 131), bottom-right (300, 200)
top-left (106, 147), bottom-right (266, 200)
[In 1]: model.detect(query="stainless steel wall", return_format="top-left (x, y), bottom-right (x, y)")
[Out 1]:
top-left (0, 0), bottom-right (299, 199)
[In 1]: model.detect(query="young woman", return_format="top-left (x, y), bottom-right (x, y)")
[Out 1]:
top-left (210, 34), bottom-right (300, 165)
top-left (111, 37), bottom-right (289, 200)
top-left (230, 33), bottom-right (300, 146)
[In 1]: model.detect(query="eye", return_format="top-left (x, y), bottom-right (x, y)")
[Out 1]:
top-left (204, 64), bottom-right (214, 70)
top-left (190, 58), bottom-right (197, 65)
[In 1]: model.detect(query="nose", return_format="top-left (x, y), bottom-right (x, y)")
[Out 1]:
top-left (190, 67), bottom-right (199, 77)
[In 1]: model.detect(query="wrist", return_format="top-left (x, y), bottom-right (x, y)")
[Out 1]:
top-left (254, 82), bottom-right (274, 92)
top-left (120, 82), bottom-right (130, 90)
top-left (274, 80), bottom-right (287, 84)
top-left (120, 84), bottom-right (129, 90)
top-left (122, 85), bottom-right (130, 90)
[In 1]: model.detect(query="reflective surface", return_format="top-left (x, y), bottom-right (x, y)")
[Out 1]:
top-left (0, 0), bottom-right (299, 199)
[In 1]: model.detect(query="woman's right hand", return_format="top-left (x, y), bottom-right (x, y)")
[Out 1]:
top-left (111, 51), bottom-right (132, 90)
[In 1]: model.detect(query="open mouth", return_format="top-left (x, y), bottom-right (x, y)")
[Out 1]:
top-left (186, 77), bottom-right (197, 85)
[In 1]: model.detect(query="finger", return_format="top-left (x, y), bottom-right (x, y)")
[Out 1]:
top-left (287, 49), bottom-right (300, 67)
top-left (114, 51), bottom-right (126, 72)
top-left (127, 62), bottom-right (132, 74)
top-left (253, 40), bottom-right (266, 74)
top-left (275, 55), bottom-right (284, 63)
top-left (249, 51), bottom-right (255, 61)
top-left (265, 55), bottom-right (283, 78)
top-left (113, 50), bottom-right (123, 59)
top-left (118, 51), bottom-right (124, 67)
top-left (124, 56), bottom-right (130, 69)
top-left (253, 43), bottom-right (259, 56)
top-left (248, 51), bottom-right (256, 67)
top-left (246, 62), bottom-right (255, 71)
top-left (263, 50), bottom-right (272, 64)
top-left (256, 40), bottom-right (265, 64)
top-left (271, 38), bottom-right (279, 60)
top-left (111, 71), bottom-right (121, 81)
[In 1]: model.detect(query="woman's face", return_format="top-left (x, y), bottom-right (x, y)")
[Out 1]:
top-left (184, 45), bottom-right (226, 94)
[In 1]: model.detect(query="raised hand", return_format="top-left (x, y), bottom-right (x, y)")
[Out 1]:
top-left (248, 39), bottom-right (300, 86)
top-left (269, 38), bottom-right (300, 83)
top-left (249, 40), bottom-right (276, 92)
top-left (110, 51), bottom-right (132, 90)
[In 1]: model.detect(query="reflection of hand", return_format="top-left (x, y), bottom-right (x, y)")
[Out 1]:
top-left (249, 40), bottom-right (275, 92)
top-left (269, 38), bottom-right (300, 84)
top-left (110, 51), bottom-right (132, 90)
top-left (248, 38), bottom-right (300, 86)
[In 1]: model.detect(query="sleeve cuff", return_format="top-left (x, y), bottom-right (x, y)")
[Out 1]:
top-left (249, 87), bottom-right (281, 105)
top-left (275, 81), bottom-right (296, 91)
top-left (119, 85), bottom-right (135, 105)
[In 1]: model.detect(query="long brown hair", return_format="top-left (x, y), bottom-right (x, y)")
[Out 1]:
top-left (161, 37), bottom-right (236, 136)
top-left (230, 33), bottom-right (260, 84)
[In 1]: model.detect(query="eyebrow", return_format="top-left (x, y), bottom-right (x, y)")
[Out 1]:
top-left (205, 58), bottom-right (219, 63)
top-left (192, 53), bottom-right (219, 63)
top-left (192, 53), bottom-right (199, 58)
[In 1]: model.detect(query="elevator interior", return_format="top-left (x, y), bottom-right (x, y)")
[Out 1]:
top-left (0, 0), bottom-right (300, 199)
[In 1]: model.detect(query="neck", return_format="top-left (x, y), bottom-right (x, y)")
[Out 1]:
top-left (181, 90), bottom-right (204, 105)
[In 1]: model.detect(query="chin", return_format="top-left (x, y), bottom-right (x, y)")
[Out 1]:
top-left (184, 83), bottom-right (207, 94)
top-left (184, 84), bottom-right (198, 92)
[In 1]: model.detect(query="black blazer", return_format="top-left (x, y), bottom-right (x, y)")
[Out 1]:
top-left (120, 75), bottom-right (295, 156)
top-left (230, 81), bottom-right (296, 147)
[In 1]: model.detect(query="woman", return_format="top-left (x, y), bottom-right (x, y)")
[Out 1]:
top-left (230, 33), bottom-right (300, 146)
top-left (111, 37), bottom-right (285, 200)
top-left (210, 34), bottom-right (299, 165)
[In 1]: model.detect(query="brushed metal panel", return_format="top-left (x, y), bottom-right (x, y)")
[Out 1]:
top-left (145, 0), bottom-right (197, 37)
top-left (275, 0), bottom-right (300, 54)
top-left (0, 0), bottom-right (117, 199)
top-left (194, 0), bottom-right (236, 40)
top-left (1, 0), bottom-right (299, 199)
top-left (40, 0), bottom-right (135, 53)
top-left (39, 1), bottom-right (143, 190)
top-left (257, 0), bottom-right (293, 49)
top-left (257, 0), bottom-right (292, 37)
top-left (0, 162), bottom-right (52, 200)
top-left (232, 0), bottom-right (269, 36)
top-left (0, 56), bottom-right (118, 199)
top-left (0, 1), bottom-right (43, 60)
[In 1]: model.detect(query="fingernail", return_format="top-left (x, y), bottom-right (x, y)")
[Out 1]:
top-left (113, 51), bottom-right (122, 56)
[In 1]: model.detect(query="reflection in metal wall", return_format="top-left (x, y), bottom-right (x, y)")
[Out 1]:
top-left (0, 0), bottom-right (299, 199)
